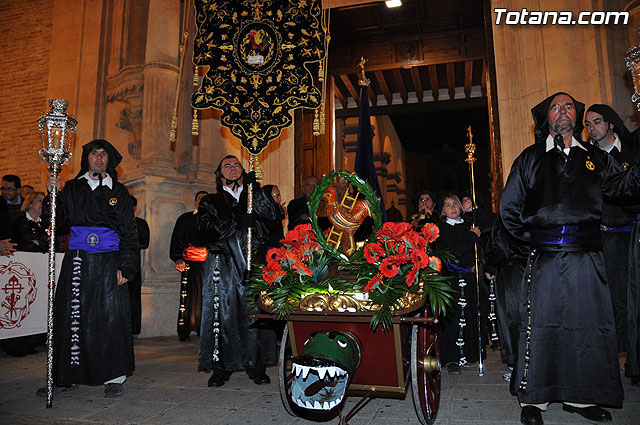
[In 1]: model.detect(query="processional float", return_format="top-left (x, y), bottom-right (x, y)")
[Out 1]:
top-left (187, 1), bottom-right (453, 423)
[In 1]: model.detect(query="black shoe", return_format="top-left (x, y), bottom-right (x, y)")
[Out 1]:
top-left (562, 405), bottom-right (611, 422)
top-left (631, 376), bottom-right (640, 386)
top-left (104, 383), bottom-right (123, 398)
top-left (36, 384), bottom-right (79, 397)
top-left (207, 369), bottom-right (231, 387)
top-left (252, 371), bottom-right (271, 385)
top-left (520, 406), bottom-right (543, 425)
top-left (178, 334), bottom-right (190, 342)
top-left (446, 363), bottom-right (461, 375)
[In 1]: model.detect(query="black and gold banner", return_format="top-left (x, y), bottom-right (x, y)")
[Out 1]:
top-left (192, 0), bottom-right (326, 154)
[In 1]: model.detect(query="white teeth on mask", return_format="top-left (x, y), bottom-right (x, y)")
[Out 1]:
top-left (302, 365), bottom-right (310, 379)
top-left (323, 401), bottom-right (330, 410)
top-left (328, 367), bottom-right (336, 378)
top-left (314, 401), bottom-right (322, 409)
top-left (305, 400), bottom-right (313, 409)
top-left (318, 367), bottom-right (327, 380)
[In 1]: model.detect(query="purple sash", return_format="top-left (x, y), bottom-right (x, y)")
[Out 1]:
top-left (69, 226), bottom-right (119, 253)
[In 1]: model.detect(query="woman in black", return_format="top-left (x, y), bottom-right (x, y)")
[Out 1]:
top-left (11, 191), bottom-right (48, 252)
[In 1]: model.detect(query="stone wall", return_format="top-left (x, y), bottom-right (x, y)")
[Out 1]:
top-left (491, 0), bottom-right (634, 179)
top-left (0, 0), bottom-right (55, 189)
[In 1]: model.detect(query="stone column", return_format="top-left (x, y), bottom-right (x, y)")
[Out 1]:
top-left (132, 0), bottom-right (183, 337)
top-left (138, 0), bottom-right (180, 175)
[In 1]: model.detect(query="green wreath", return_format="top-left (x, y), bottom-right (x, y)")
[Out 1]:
top-left (308, 170), bottom-right (383, 263)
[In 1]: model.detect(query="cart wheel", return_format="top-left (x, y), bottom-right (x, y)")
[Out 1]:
top-left (411, 322), bottom-right (441, 425)
top-left (278, 324), bottom-right (297, 416)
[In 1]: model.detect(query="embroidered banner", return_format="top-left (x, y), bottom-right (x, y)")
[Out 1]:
top-left (191, 0), bottom-right (326, 154)
top-left (0, 252), bottom-right (63, 340)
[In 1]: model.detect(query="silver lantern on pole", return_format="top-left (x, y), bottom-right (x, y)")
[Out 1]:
top-left (38, 99), bottom-right (76, 408)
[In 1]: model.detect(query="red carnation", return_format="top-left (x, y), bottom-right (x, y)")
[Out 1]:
top-left (364, 273), bottom-right (382, 292)
top-left (364, 242), bottom-right (386, 264)
top-left (421, 223), bottom-right (440, 243)
top-left (262, 265), bottom-right (286, 285)
top-left (266, 247), bottom-right (282, 265)
top-left (405, 267), bottom-right (418, 287)
top-left (380, 257), bottom-right (399, 278)
top-left (411, 250), bottom-right (430, 268)
top-left (428, 256), bottom-right (442, 272)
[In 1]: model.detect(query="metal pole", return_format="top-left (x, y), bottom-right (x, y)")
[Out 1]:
top-left (45, 163), bottom-right (59, 407)
top-left (465, 126), bottom-right (484, 376)
top-left (246, 155), bottom-right (255, 271)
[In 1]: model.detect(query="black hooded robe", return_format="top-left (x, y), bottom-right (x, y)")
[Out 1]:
top-left (169, 211), bottom-right (205, 338)
top-left (45, 140), bottom-right (138, 386)
top-left (483, 219), bottom-right (528, 368)
top-left (588, 105), bottom-right (640, 351)
top-left (436, 217), bottom-right (483, 366)
top-left (197, 184), bottom-right (277, 373)
top-left (500, 93), bottom-right (640, 406)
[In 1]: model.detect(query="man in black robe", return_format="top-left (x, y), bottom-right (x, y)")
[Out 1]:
top-left (198, 155), bottom-right (277, 387)
top-left (585, 104), bottom-right (640, 387)
top-left (287, 175), bottom-right (316, 231)
top-left (42, 139), bottom-right (138, 398)
top-left (501, 93), bottom-right (640, 424)
top-left (169, 190), bottom-right (208, 341)
top-left (128, 195), bottom-right (150, 336)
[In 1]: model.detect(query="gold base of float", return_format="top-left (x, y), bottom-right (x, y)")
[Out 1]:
top-left (259, 287), bottom-right (425, 314)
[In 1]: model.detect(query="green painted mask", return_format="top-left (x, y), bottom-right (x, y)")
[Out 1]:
top-left (291, 331), bottom-right (361, 411)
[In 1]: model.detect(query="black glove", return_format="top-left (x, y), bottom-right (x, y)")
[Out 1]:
top-left (244, 171), bottom-right (257, 186)
top-left (240, 212), bottom-right (256, 229)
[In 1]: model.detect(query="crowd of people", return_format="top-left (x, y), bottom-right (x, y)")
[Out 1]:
top-left (1, 93), bottom-right (639, 425)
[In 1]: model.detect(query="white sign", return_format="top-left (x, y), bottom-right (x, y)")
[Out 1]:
top-left (0, 252), bottom-right (63, 340)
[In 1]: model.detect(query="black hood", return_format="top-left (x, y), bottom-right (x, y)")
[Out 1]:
top-left (215, 155), bottom-right (245, 193)
top-left (531, 92), bottom-right (585, 143)
top-left (586, 104), bottom-right (631, 144)
top-left (74, 139), bottom-right (123, 181)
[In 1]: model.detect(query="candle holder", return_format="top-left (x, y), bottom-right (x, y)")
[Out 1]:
top-left (37, 99), bottom-right (77, 408)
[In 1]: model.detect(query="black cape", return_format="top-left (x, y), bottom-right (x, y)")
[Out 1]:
top-left (500, 114), bottom-right (640, 404)
top-left (45, 140), bottom-right (138, 386)
top-left (435, 217), bottom-right (483, 366)
top-left (169, 211), bottom-right (205, 337)
top-left (197, 185), bottom-right (278, 372)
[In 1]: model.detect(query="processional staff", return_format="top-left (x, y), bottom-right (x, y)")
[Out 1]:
top-left (38, 99), bottom-right (77, 407)
top-left (464, 125), bottom-right (485, 377)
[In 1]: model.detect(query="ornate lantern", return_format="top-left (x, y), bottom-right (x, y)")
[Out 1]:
top-left (37, 99), bottom-right (76, 408)
top-left (38, 99), bottom-right (77, 167)
top-left (625, 29), bottom-right (640, 111)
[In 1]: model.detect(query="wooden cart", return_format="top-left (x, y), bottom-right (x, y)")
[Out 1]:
top-left (257, 297), bottom-right (441, 424)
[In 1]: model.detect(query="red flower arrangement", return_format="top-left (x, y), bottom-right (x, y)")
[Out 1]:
top-left (250, 221), bottom-right (454, 330)
top-left (362, 222), bottom-right (442, 292)
top-left (262, 223), bottom-right (320, 285)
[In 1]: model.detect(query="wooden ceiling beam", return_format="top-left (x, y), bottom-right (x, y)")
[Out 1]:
top-left (334, 84), bottom-right (347, 109)
top-left (428, 65), bottom-right (439, 101)
top-left (392, 69), bottom-right (408, 104)
top-left (410, 67), bottom-right (423, 102)
top-left (481, 59), bottom-right (487, 97)
top-left (464, 60), bottom-right (473, 98)
top-left (335, 97), bottom-right (487, 119)
top-left (374, 70), bottom-right (393, 106)
top-left (340, 74), bottom-right (361, 106)
top-left (366, 83), bottom-right (377, 107)
top-left (446, 62), bottom-right (455, 100)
